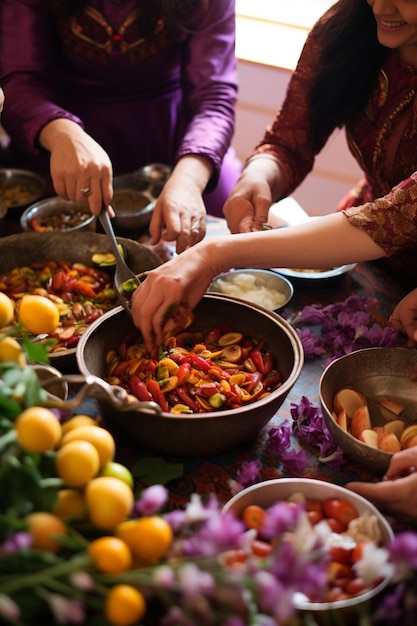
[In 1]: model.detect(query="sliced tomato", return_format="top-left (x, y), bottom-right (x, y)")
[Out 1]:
top-left (322, 497), bottom-right (359, 526)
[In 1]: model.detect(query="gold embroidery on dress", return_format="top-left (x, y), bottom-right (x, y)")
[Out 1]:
top-left (59, 5), bottom-right (168, 65)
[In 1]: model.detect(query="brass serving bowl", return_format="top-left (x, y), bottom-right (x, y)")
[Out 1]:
top-left (223, 478), bottom-right (394, 613)
top-left (0, 232), bottom-right (161, 371)
top-left (320, 347), bottom-right (417, 474)
top-left (76, 294), bottom-right (304, 456)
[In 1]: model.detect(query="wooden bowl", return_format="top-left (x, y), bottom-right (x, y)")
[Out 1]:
top-left (76, 294), bottom-right (304, 456)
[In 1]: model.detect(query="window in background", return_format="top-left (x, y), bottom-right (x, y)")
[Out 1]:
top-left (235, 0), bottom-right (335, 69)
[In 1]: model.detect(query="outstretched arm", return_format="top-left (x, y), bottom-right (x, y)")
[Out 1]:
top-left (132, 212), bottom-right (384, 353)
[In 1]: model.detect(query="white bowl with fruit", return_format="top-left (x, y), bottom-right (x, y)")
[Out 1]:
top-left (223, 477), bottom-right (394, 613)
top-left (320, 347), bottom-right (417, 474)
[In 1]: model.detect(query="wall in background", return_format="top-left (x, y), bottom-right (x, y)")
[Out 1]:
top-left (232, 60), bottom-right (362, 216)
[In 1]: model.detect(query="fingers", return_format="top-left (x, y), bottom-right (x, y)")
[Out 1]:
top-left (149, 196), bottom-right (206, 253)
top-left (346, 472), bottom-right (417, 523)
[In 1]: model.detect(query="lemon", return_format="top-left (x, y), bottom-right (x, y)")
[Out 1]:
top-left (0, 292), bottom-right (14, 327)
top-left (18, 294), bottom-right (60, 334)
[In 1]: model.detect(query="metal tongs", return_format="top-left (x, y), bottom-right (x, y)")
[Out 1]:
top-left (98, 205), bottom-right (140, 316)
top-left (40, 373), bottom-right (162, 415)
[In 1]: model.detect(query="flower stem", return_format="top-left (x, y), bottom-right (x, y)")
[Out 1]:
top-left (1, 553), bottom-right (91, 595)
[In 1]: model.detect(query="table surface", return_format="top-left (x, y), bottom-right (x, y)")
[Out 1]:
top-left (55, 213), bottom-right (409, 511)
top-left (3, 208), bottom-right (406, 510)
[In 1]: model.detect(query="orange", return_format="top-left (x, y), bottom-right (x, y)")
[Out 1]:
top-left (18, 294), bottom-right (60, 334)
top-left (88, 536), bottom-right (132, 574)
top-left (15, 406), bottom-right (62, 453)
top-left (55, 439), bottom-right (100, 487)
top-left (61, 414), bottom-right (99, 435)
top-left (115, 516), bottom-right (173, 563)
top-left (25, 512), bottom-right (68, 554)
top-left (53, 488), bottom-right (86, 521)
top-left (85, 476), bottom-right (134, 529)
top-left (60, 424), bottom-right (115, 468)
top-left (105, 585), bottom-right (146, 626)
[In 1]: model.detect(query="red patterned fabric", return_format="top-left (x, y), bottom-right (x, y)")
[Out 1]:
top-left (251, 27), bottom-right (417, 286)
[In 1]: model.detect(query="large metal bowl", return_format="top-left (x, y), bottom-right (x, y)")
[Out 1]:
top-left (0, 232), bottom-right (161, 371)
top-left (76, 294), bottom-right (304, 456)
top-left (320, 347), bottom-right (417, 474)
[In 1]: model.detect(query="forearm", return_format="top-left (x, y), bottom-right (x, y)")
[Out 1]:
top-left (201, 212), bottom-right (385, 276)
top-left (38, 118), bottom-right (86, 153)
top-left (171, 154), bottom-right (214, 195)
top-left (243, 154), bottom-right (289, 201)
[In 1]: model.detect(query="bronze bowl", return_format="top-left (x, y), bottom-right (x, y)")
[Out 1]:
top-left (320, 347), bottom-right (417, 475)
top-left (76, 294), bottom-right (304, 456)
top-left (0, 231), bottom-right (161, 371)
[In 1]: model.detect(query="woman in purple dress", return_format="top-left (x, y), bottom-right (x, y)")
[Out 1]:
top-left (0, 0), bottom-right (241, 252)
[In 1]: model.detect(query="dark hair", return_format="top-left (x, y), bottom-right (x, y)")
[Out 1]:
top-left (41, 0), bottom-right (208, 40)
top-left (308, 0), bottom-right (388, 151)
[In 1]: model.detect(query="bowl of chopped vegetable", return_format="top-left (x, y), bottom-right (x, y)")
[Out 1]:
top-left (76, 293), bottom-right (304, 455)
top-left (223, 477), bottom-right (394, 612)
top-left (208, 268), bottom-right (294, 311)
top-left (20, 196), bottom-right (96, 233)
top-left (0, 232), bottom-right (161, 371)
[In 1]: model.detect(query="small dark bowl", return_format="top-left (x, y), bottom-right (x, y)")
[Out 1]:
top-left (320, 347), bottom-right (417, 474)
top-left (111, 164), bottom-right (171, 234)
top-left (76, 294), bottom-right (304, 456)
top-left (111, 187), bottom-right (154, 234)
top-left (0, 168), bottom-right (46, 214)
top-left (20, 197), bottom-right (96, 233)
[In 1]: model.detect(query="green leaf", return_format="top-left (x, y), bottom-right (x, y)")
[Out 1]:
top-left (130, 457), bottom-right (184, 486)
top-left (22, 334), bottom-right (54, 363)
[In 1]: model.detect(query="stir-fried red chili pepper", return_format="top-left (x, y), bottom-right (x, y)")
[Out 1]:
top-left (106, 322), bottom-right (283, 414)
top-left (0, 260), bottom-right (118, 352)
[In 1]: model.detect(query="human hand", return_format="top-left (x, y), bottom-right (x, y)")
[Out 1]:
top-left (223, 170), bottom-right (272, 234)
top-left (390, 289), bottom-right (417, 348)
top-left (148, 170), bottom-right (207, 255)
top-left (131, 240), bottom-right (217, 354)
top-left (39, 119), bottom-right (113, 215)
top-left (0, 88), bottom-right (4, 114)
top-left (346, 448), bottom-right (417, 523)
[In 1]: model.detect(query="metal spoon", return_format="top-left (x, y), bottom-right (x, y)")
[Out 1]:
top-left (98, 205), bottom-right (140, 316)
